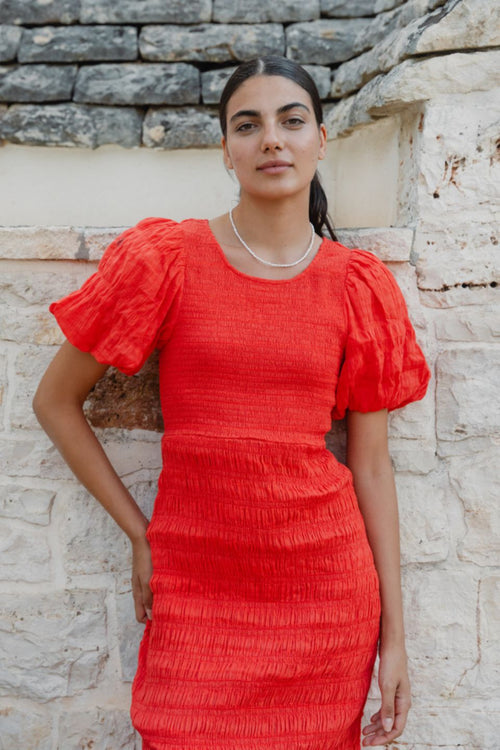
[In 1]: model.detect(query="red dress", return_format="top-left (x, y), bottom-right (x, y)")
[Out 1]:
top-left (50, 217), bottom-right (430, 750)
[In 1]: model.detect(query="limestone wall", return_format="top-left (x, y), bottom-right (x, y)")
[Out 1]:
top-left (0, 1), bottom-right (499, 748)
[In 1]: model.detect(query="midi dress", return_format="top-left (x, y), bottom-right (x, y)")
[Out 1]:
top-left (50, 216), bottom-right (431, 750)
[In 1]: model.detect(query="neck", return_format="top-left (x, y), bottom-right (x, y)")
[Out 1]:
top-left (231, 194), bottom-right (315, 262)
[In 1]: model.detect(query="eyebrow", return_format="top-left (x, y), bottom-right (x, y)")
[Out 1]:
top-left (229, 102), bottom-right (311, 124)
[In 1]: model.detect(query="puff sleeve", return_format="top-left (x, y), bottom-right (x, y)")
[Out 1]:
top-left (49, 217), bottom-right (185, 376)
top-left (331, 249), bottom-right (431, 419)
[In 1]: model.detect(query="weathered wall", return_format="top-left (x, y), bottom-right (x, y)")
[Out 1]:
top-left (0, 1), bottom-right (499, 748)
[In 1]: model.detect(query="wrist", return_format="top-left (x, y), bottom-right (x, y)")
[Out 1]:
top-left (128, 517), bottom-right (150, 545)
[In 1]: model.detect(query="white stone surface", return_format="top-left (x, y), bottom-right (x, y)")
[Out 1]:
top-left (0, 706), bottom-right (52, 750)
top-left (449, 449), bottom-right (500, 566)
top-left (57, 707), bottom-right (138, 750)
top-left (0, 524), bottom-right (51, 582)
top-left (396, 472), bottom-right (448, 564)
top-left (0, 589), bottom-right (108, 701)
top-left (0, 483), bottom-right (54, 525)
top-left (436, 348), bottom-right (500, 442)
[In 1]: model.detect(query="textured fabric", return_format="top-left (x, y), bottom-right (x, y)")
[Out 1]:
top-left (50, 217), bottom-right (431, 750)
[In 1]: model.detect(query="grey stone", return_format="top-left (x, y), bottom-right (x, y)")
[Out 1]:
top-left (143, 106), bottom-right (220, 148)
top-left (1, 103), bottom-right (142, 148)
top-left (331, 0), bottom-right (493, 97)
top-left (213, 0), bottom-right (319, 23)
top-left (286, 19), bottom-right (373, 64)
top-left (140, 24), bottom-right (285, 63)
top-left (0, 589), bottom-right (108, 701)
top-left (80, 0), bottom-right (212, 24)
top-left (0, 0), bottom-right (79, 25)
top-left (0, 64), bottom-right (76, 102)
top-left (0, 24), bottom-right (21, 62)
top-left (321, 0), bottom-right (406, 16)
top-left (74, 63), bottom-right (199, 105)
top-left (352, 0), bottom-right (447, 51)
top-left (325, 50), bottom-right (500, 138)
top-left (18, 25), bottom-right (138, 63)
top-left (201, 67), bottom-right (237, 104)
top-left (202, 64), bottom-right (331, 105)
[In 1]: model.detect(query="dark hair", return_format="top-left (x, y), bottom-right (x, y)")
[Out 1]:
top-left (218, 56), bottom-right (338, 241)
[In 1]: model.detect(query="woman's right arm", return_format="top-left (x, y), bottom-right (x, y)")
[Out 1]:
top-left (32, 339), bottom-right (153, 624)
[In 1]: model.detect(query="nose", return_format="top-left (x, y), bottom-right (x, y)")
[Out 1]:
top-left (260, 121), bottom-right (283, 151)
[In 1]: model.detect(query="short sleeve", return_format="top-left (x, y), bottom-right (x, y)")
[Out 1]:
top-left (331, 249), bottom-right (431, 419)
top-left (49, 217), bottom-right (185, 376)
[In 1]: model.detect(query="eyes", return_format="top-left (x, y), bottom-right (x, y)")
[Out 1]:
top-left (234, 116), bottom-right (305, 133)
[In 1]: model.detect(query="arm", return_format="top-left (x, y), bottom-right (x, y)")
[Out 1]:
top-left (33, 339), bottom-right (153, 624)
top-left (346, 408), bottom-right (411, 747)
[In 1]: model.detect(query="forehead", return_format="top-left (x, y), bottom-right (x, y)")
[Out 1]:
top-left (226, 75), bottom-right (312, 114)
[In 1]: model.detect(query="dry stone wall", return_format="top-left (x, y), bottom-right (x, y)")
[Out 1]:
top-left (0, 0), bottom-right (499, 748)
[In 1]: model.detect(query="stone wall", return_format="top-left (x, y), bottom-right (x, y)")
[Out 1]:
top-left (0, 0), bottom-right (499, 748)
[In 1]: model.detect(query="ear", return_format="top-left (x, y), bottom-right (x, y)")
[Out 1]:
top-left (221, 136), bottom-right (233, 170)
top-left (318, 124), bottom-right (327, 161)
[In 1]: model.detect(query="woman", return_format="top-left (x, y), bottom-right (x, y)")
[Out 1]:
top-left (33, 56), bottom-right (431, 749)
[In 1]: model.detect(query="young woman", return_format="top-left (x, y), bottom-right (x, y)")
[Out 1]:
top-left (33, 56), bottom-right (431, 749)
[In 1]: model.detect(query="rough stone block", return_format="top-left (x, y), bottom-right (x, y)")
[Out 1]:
top-left (143, 106), bottom-right (220, 148)
top-left (331, 0), bottom-right (499, 97)
top-left (0, 707), bottom-right (52, 750)
top-left (1, 103), bottom-right (143, 148)
top-left (395, 472), bottom-right (448, 564)
top-left (18, 25), bottom-right (138, 63)
top-left (436, 347), bottom-right (500, 442)
top-left (0, 350), bottom-right (5, 425)
top-left (80, 0), bottom-right (212, 24)
top-left (325, 49), bottom-right (500, 138)
top-left (0, 261), bottom-right (92, 302)
top-left (84, 353), bottom-right (163, 432)
top-left (0, 524), bottom-right (51, 582)
top-left (449, 449), bottom-right (500, 566)
top-left (0, 589), bottom-right (108, 701)
top-left (0, 63), bottom-right (76, 102)
top-left (213, 0), bottom-right (319, 22)
top-left (321, 0), bottom-right (406, 16)
top-left (388, 438), bottom-right (437, 474)
top-left (478, 576), bottom-right (500, 692)
top-left (434, 306), bottom-right (499, 342)
top-left (115, 587), bottom-right (144, 682)
top-left (286, 19), bottom-right (372, 64)
top-left (57, 487), bottom-right (131, 576)
top-left (336, 227), bottom-right (413, 261)
top-left (0, 303), bottom-right (66, 345)
top-left (11, 345), bottom-right (61, 431)
top-left (393, 705), bottom-right (499, 749)
top-left (0, 24), bottom-right (22, 62)
top-left (139, 24), bottom-right (285, 63)
top-left (74, 63), bottom-right (199, 106)
top-left (402, 568), bottom-right (478, 662)
top-left (0, 483), bottom-right (54, 525)
top-left (57, 707), bottom-right (137, 750)
top-left (0, 0), bottom-right (79, 25)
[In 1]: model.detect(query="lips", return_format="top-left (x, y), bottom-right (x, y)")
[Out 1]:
top-left (257, 160), bottom-right (292, 170)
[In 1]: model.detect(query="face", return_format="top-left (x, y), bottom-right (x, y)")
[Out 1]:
top-left (221, 75), bottom-right (327, 202)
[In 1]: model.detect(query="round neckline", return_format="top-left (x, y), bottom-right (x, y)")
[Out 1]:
top-left (203, 218), bottom-right (327, 285)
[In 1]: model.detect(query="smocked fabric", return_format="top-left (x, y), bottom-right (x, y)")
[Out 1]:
top-left (50, 217), bottom-right (431, 750)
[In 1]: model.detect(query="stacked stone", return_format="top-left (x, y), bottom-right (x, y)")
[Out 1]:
top-left (0, 1), bottom-right (499, 748)
top-left (0, 0), bottom-right (454, 149)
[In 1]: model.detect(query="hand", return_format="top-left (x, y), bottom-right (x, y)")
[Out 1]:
top-left (361, 641), bottom-right (411, 746)
top-left (131, 535), bottom-right (153, 624)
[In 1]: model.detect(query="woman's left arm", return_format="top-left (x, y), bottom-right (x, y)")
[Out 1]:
top-left (346, 408), bottom-right (411, 748)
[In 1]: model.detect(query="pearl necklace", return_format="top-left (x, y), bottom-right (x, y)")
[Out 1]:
top-left (229, 208), bottom-right (315, 268)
